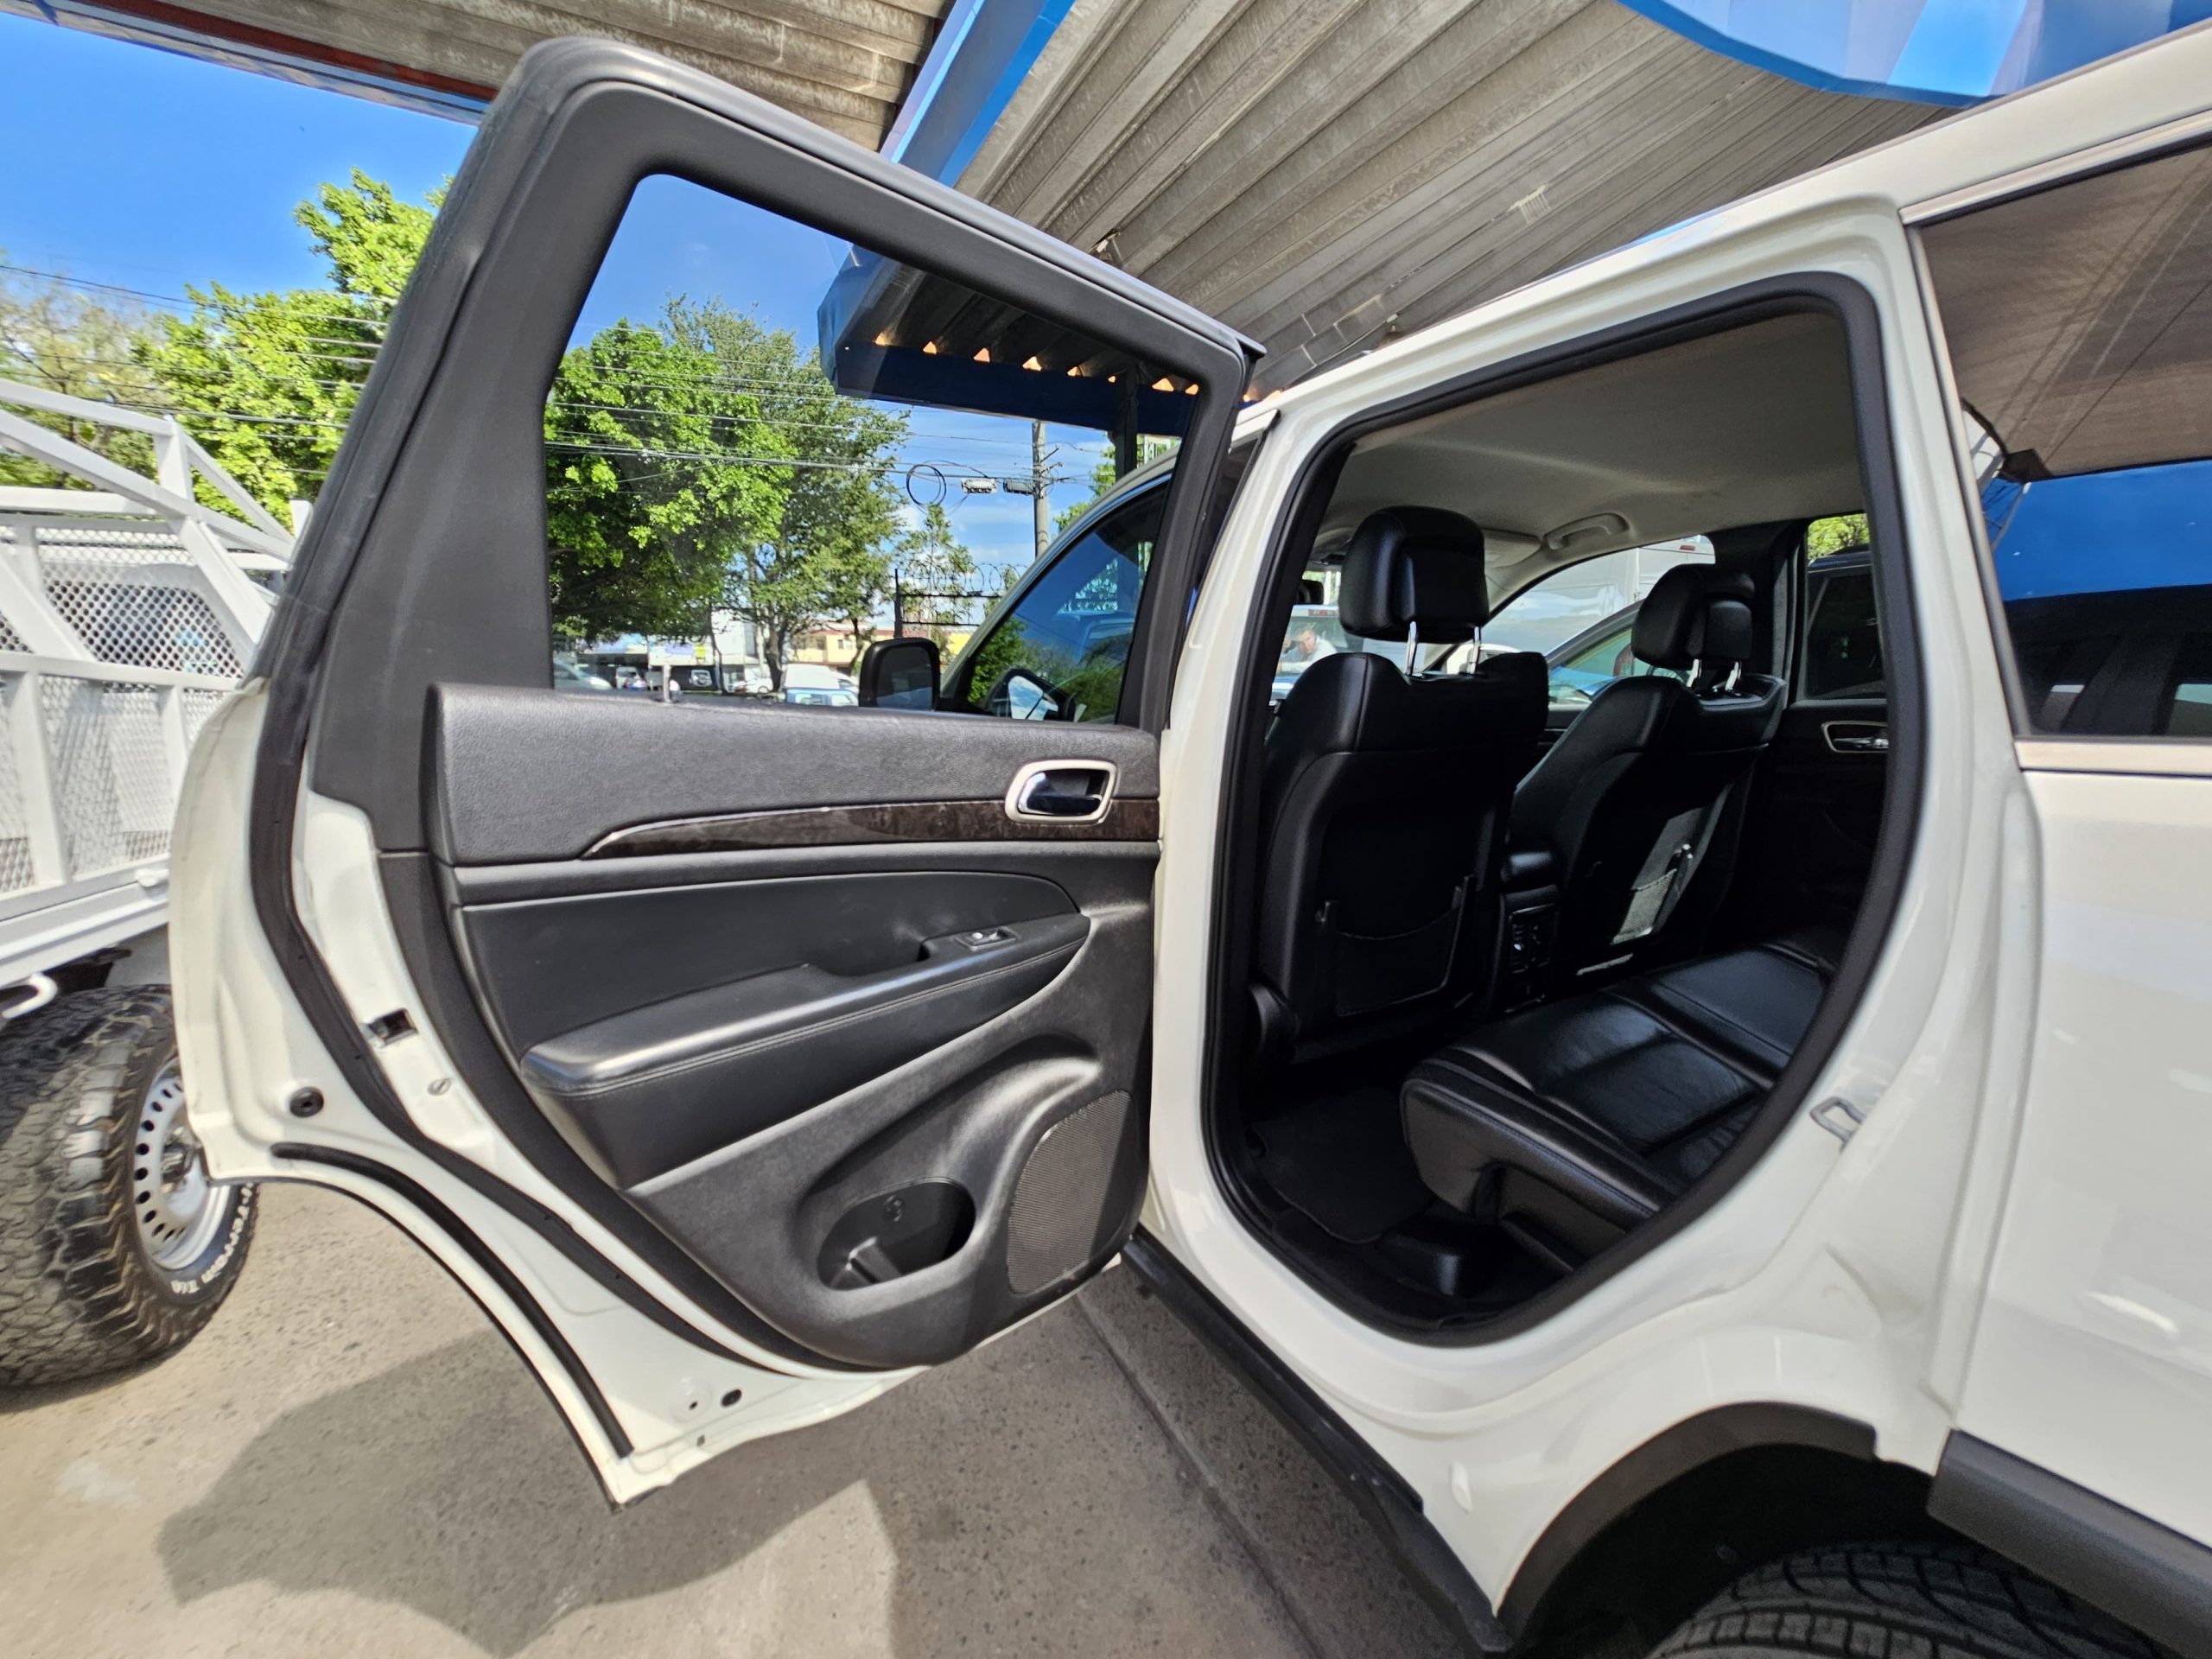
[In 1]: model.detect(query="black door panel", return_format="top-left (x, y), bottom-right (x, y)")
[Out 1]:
top-left (429, 685), bottom-right (1163, 865)
top-left (413, 685), bottom-right (1162, 1370)
top-left (459, 868), bottom-right (1079, 1052)
top-left (516, 911), bottom-right (1090, 1188)
top-left (1729, 697), bottom-right (1887, 933)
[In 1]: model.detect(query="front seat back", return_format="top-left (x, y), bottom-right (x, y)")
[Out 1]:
top-left (1255, 507), bottom-right (1546, 1055)
top-left (1511, 565), bottom-right (1784, 985)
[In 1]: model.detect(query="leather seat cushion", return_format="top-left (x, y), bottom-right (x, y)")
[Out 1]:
top-left (1401, 931), bottom-right (1845, 1243)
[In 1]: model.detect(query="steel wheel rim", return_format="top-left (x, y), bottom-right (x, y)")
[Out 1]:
top-left (132, 1060), bottom-right (226, 1270)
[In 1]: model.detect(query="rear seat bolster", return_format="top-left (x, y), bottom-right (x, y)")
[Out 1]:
top-left (1400, 931), bottom-right (1843, 1246)
top-left (1402, 1059), bottom-right (1673, 1224)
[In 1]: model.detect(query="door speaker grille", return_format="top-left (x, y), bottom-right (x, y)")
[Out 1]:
top-left (1005, 1091), bottom-right (1132, 1295)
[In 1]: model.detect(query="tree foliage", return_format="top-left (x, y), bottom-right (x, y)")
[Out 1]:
top-left (137, 172), bottom-right (440, 516)
top-left (888, 503), bottom-right (978, 644)
top-left (31, 171), bottom-right (925, 667)
top-left (0, 256), bottom-right (159, 488)
top-left (1807, 512), bottom-right (1870, 558)
top-left (544, 308), bottom-right (791, 642)
top-left (659, 300), bottom-right (912, 684)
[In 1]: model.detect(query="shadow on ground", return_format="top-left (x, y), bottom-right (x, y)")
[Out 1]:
top-left (154, 1300), bottom-right (1307, 1657)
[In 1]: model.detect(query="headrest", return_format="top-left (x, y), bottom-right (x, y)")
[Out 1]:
top-left (1338, 507), bottom-right (1491, 642)
top-left (1632, 567), bottom-right (1756, 671)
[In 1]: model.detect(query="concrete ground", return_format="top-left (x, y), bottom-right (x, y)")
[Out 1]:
top-left (0, 1184), bottom-right (1459, 1658)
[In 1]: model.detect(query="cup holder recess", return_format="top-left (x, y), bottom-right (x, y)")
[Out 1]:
top-left (818, 1180), bottom-right (975, 1289)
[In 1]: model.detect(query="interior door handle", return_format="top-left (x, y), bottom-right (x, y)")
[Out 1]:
top-left (1821, 721), bottom-right (1890, 754)
top-left (1006, 759), bottom-right (1118, 823)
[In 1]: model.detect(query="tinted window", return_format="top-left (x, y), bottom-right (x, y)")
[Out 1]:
top-left (2170, 637), bottom-right (2212, 738)
top-left (1482, 540), bottom-right (1713, 705)
top-left (949, 488), bottom-right (1164, 721)
top-left (1802, 566), bottom-right (1883, 700)
top-left (1923, 141), bottom-right (2212, 740)
top-left (543, 174), bottom-right (1205, 712)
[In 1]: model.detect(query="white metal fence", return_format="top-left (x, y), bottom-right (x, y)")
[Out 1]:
top-left (0, 380), bottom-right (283, 982)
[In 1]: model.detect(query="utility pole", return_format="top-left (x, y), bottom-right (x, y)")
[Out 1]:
top-left (1031, 421), bottom-right (1052, 555)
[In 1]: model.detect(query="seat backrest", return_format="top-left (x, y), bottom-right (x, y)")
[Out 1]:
top-left (1512, 564), bottom-right (1784, 985)
top-left (1255, 507), bottom-right (1546, 1052)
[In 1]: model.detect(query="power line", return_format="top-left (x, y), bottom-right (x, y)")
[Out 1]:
top-left (22, 346), bottom-right (1086, 458)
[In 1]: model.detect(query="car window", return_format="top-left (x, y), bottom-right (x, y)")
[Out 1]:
top-left (1478, 540), bottom-right (1713, 705)
top-left (948, 487), bottom-right (1165, 721)
top-left (1802, 569), bottom-right (1882, 699)
top-left (1800, 517), bottom-right (1883, 702)
top-left (1921, 138), bottom-right (2212, 740)
top-left (540, 174), bottom-right (1210, 715)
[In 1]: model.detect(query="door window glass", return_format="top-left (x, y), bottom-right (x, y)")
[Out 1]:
top-left (1480, 540), bottom-right (1713, 705)
top-left (544, 175), bottom-right (1206, 717)
top-left (946, 487), bottom-right (1164, 721)
top-left (1801, 564), bottom-right (1884, 700)
top-left (1922, 140), bottom-right (2212, 739)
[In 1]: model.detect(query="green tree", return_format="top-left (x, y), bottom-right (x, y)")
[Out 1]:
top-left (1808, 513), bottom-right (1870, 558)
top-left (298, 170), bottom-right (442, 301)
top-left (544, 310), bottom-right (790, 643)
top-left (0, 257), bottom-right (159, 488)
top-left (668, 300), bottom-right (911, 687)
top-left (137, 172), bottom-right (442, 518)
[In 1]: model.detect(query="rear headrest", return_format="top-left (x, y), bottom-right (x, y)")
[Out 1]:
top-left (1632, 567), bottom-right (1756, 671)
top-left (1338, 507), bottom-right (1491, 642)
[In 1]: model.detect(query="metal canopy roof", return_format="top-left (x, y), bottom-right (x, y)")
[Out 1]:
top-left (3, 0), bottom-right (953, 142)
top-left (928, 0), bottom-right (1948, 397)
top-left (810, 0), bottom-right (1955, 429)
top-left (16, 0), bottom-right (1952, 422)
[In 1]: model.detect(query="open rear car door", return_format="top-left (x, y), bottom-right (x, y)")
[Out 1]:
top-left (168, 39), bottom-right (1254, 1501)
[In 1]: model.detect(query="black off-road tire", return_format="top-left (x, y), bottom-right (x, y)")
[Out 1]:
top-left (0, 987), bottom-right (255, 1387)
top-left (1654, 1542), bottom-right (2161, 1659)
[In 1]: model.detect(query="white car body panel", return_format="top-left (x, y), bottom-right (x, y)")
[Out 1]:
top-left (1956, 764), bottom-right (2212, 1544)
top-left (166, 16), bottom-right (2212, 1602)
top-left (1146, 22), bottom-right (2212, 1596)
top-left (172, 690), bottom-right (906, 1502)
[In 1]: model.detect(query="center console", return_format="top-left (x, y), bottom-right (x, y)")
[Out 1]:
top-left (1497, 844), bottom-right (1560, 1011)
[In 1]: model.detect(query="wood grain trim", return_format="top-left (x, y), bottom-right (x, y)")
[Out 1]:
top-left (583, 798), bottom-right (1160, 857)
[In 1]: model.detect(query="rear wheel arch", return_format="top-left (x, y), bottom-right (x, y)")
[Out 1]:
top-left (1501, 1404), bottom-right (1943, 1649)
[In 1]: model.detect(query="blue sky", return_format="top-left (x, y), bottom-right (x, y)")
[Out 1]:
top-left (0, 13), bottom-right (1109, 581)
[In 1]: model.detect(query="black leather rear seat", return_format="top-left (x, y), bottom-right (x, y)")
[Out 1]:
top-left (1401, 929), bottom-right (1843, 1264)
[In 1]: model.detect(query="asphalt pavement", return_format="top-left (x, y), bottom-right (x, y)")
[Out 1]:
top-left (0, 1182), bottom-right (1459, 1658)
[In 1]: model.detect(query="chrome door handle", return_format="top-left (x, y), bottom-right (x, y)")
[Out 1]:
top-left (1005, 760), bottom-right (1118, 823)
top-left (1821, 721), bottom-right (1890, 754)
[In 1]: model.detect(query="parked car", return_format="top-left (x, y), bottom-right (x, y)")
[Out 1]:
top-left (170, 34), bottom-right (2212, 1659)
top-left (551, 656), bottom-right (613, 692)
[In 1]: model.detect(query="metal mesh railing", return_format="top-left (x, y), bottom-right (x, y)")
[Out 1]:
top-left (5, 525), bottom-right (247, 676)
top-left (177, 688), bottom-right (226, 755)
top-left (38, 676), bottom-right (174, 875)
top-left (0, 681), bottom-right (31, 895)
top-left (0, 385), bottom-right (276, 958)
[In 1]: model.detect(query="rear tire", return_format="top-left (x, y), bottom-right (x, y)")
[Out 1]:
top-left (0, 987), bottom-right (255, 1387)
top-left (1653, 1542), bottom-right (2159, 1659)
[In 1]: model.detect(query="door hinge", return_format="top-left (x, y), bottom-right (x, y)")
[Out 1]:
top-left (1810, 1096), bottom-right (1866, 1143)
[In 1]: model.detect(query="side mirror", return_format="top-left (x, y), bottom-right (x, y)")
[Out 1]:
top-left (857, 636), bottom-right (940, 710)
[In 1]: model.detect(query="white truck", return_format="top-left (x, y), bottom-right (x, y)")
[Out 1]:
top-left (0, 380), bottom-right (278, 1384)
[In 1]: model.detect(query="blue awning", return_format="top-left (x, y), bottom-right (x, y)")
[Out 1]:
top-left (1617, 1), bottom-right (2212, 106)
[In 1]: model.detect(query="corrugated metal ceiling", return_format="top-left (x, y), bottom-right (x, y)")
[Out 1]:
top-left (949, 0), bottom-right (1944, 393)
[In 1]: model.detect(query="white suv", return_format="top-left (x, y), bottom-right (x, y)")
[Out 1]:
top-left (172, 28), bottom-right (2212, 1659)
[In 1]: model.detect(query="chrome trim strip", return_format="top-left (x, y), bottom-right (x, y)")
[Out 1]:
top-left (1904, 108), bottom-right (2212, 224)
top-left (2016, 740), bottom-right (2212, 779)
